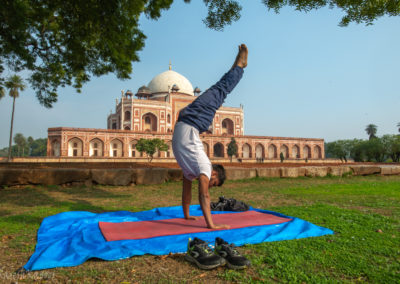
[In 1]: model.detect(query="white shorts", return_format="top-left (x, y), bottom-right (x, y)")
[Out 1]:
top-left (172, 121), bottom-right (212, 181)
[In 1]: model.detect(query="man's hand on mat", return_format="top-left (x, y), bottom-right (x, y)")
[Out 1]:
top-left (208, 224), bottom-right (230, 230)
top-left (185, 216), bottom-right (200, 220)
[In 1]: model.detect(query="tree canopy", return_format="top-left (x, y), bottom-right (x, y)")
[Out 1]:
top-left (0, 134), bottom-right (47, 157)
top-left (227, 137), bottom-right (238, 162)
top-left (1, 0), bottom-right (398, 107)
top-left (325, 135), bottom-right (400, 163)
top-left (135, 138), bottom-right (169, 162)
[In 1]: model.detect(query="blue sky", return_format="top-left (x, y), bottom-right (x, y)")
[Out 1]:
top-left (1, 1), bottom-right (399, 148)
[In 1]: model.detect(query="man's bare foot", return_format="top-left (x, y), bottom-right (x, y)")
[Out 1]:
top-left (232, 44), bottom-right (248, 69)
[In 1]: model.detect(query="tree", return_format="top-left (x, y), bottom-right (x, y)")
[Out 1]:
top-left (325, 140), bottom-right (349, 162)
top-left (136, 138), bottom-right (169, 162)
top-left (397, 122), bottom-right (400, 134)
top-left (227, 138), bottom-right (238, 162)
top-left (5, 75), bottom-right (26, 161)
top-left (13, 133), bottom-right (27, 156)
top-left (280, 152), bottom-right (284, 163)
top-left (1, 1), bottom-right (398, 108)
top-left (30, 138), bottom-right (47, 156)
top-left (27, 136), bottom-right (34, 155)
top-left (365, 124), bottom-right (377, 140)
top-left (262, 0), bottom-right (399, 27)
top-left (364, 138), bottom-right (385, 162)
top-left (381, 134), bottom-right (400, 162)
top-left (349, 139), bottom-right (365, 162)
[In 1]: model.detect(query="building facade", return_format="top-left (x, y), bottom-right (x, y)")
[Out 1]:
top-left (47, 67), bottom-right (324, 161)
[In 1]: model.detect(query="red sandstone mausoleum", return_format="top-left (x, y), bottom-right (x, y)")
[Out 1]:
top-left (47, 66), bottom-right (324, 161)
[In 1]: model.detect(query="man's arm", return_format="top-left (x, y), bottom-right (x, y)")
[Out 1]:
top-left (198, 174), bottom-right (230, 229)
top-left (182, 176), bottom-right (198, 220)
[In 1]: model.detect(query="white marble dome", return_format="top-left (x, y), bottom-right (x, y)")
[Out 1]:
top-left (147, 70), bottom-right (194, 96)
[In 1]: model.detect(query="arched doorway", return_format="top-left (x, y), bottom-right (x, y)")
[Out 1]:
top-left (292, 145), bottom-right (300, 159)
top-left (280, 145), bottom-right (289, 158)
top-left (303, 145), bottom-right (311, 159)
top-left (110, 139), bottom-right (123, 157)
top-left (221, 118), bottom-right (234, 135)
top-left (142, 112), bottom-right (158, 132)
top-left (268, 144), bottom-right (277, 159)
top-left (68, 138), bottom-right (83, 157)
top-left (89, 138), bottom-right (104, 157)
top-left (255, 144), bottom-right (264, 159)
top-left (313, 145), bottom-right (322, 159)
top-left (214, 143), bottom-right (224, 157)
top-left (242, 143), bottom-right (251, 158)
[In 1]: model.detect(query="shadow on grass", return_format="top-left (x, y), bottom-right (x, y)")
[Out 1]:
top-left (45, 185), bottom-right (129, 199)
top-left (0, 209), bottom-right (12, 216)
top-left (1, 200), bottom-right (109, 228)
top-left (54, 199), bottom-right (109, 213)
top-left (0, 186), bottom-right (127, 208)
top-left (0, 187), bottom-right (57, 207)
top-left (2, 214), bottom-right (44, 225)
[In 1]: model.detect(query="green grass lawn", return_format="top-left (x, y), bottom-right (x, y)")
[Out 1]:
top-left (0, 175), bottom-right (399, 283)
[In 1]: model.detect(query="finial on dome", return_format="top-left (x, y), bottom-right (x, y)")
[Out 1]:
top-left (169, 61), bottom-right (172, 70)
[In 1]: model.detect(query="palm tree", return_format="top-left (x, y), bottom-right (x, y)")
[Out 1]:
top-left (365, 124), bottom-right (377, 140)
top-left (5, 75), bottom-right (26, 161)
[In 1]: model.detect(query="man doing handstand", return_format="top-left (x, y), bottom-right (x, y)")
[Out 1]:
top-left (172, 44), bottom-right (248, 229)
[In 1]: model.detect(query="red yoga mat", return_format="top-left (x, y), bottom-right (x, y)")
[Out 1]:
top-left (99, 211), bottom-right (291, 241)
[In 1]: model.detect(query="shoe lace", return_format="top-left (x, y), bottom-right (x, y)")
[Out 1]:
top-left (225, 244), bottom-right (241, 256)
top-left (198, 242), bottom-right (213, 255)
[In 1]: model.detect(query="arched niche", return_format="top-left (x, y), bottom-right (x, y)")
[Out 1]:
top-left (142, 112), bottom-right (157, 132)
top-left (303, 145), bottom-right (311, 159)
top-left (214, 143), bottom-right (224, 158)
top-left (292, 145), bottom-right (300, 159)
top-left (280, 144), bottom-right (289, 158)
top-left (110, 139), bottom-right (123, 157)
top-left (221, 118), bottom-right (234, 135)
top-left (68, 138), bottom-right (83, 157)
top-left (313, 145), bottom-right (322, 159)
top-left (268, 144), bottom-right (277, 159)
top-left (255, 144), bottom-right (264, 159)
top-left (242, 143), bottom-right (251, 158)
top-left (89, 138), bottom-right (104, 157)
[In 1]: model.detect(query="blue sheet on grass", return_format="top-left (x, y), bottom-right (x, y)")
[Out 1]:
top-left (24, 205), bottom-right (333, 271)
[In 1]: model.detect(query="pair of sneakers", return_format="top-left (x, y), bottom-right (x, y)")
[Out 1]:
top-left (185, 237), bottom-right (251, 270)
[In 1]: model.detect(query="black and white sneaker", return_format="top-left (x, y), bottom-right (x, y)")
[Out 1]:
top-left (184, 237), bottom-right (226, 270)
top-left (215, 237), bottom-right (251, 269)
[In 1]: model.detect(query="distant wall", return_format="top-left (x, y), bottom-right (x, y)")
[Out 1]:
top-left (0, 157), bottom-right (343, 164)
top-left (0, 165), bottom-right (399, 187)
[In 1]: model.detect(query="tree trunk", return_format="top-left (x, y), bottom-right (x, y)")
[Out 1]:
top-left (8, 96), bottom-right (16, 161)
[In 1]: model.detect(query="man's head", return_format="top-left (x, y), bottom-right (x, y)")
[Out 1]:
top-left (209, 164), bottom-right (226, 187)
